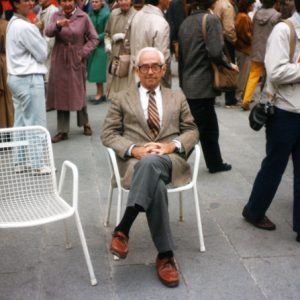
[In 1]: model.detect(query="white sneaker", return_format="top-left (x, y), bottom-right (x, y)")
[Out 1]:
top-left (32, 166), bottom-right (52, 176)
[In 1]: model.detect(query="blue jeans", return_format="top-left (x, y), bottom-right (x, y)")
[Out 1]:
top-left (7, 74), bottom-right (47, 168)
top-left (245, 107), bottom-right (300, 232)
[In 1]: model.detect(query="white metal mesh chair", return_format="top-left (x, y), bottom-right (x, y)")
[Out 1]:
top-left (104, 144), bottom-right (205, 252)
top-left (0, 126), bottom-right (97, 286)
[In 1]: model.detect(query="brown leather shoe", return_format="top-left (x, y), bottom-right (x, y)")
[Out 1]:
top-left (51, 132), bottom-right (68, 143)
top-left (83, 124), bottom-right (92, 136)
top-left (156, 256), bottom-right (179, 287)
top-left (242, 207), bottom-right (276, 230)
top-left (110, 231), bottom-right (129, 259)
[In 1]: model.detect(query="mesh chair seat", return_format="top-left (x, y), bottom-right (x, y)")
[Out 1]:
top-left (0, 192), bottom-right (73, 227)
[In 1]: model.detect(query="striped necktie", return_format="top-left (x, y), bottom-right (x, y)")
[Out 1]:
top-left (147, 90), bottom-right (160, 137)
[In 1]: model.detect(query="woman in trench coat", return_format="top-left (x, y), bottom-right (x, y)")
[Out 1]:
top-left (46, 0), bottom-right (99, 143)
top-left (104, 0), bottom-right (136, 99)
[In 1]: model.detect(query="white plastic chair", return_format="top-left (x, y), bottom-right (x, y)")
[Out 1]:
top-left (0, 126), bottom-right (97, 286)
top-left (104, 144), bottom-right (205, 252)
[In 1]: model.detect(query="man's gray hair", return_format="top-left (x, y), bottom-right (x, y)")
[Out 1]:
top-left (135, 47), bottom-right (165, 66)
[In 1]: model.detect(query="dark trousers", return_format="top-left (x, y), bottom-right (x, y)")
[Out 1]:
top-left (245, 107), bottom-right (300, 232)
top-left (127, 155), bottom-right (175, 252)
top-left (57, 107), bottom-right (89, 133)
top-left (187, 98), bottom-right (223, 170)
top-left (224, 41), bottom-right (237, 105)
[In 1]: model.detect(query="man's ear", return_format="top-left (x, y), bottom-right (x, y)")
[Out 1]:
top-left (161, 64), bottom-right (167, 75)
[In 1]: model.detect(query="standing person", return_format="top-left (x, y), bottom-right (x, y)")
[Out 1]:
top-left (240, 0), bottom-right (281, 110)
top-left (242, 5), bottom-right (300, 243)
top-left (46, 0), bottom-right (99, 143)
top-left (0, 1), bottom-right (14, 129)
top-left (6, 0), bottom-right (47, 130)
top-left (35, 0), bottom-right (58, 100)
top-left (87, 0), bottom-right (110, 104)
top-left (6, 0), bottom-right (49, 173)
top-left (101, 47), bottom-right (199, 287)
top-left (129, 0), bottom-right (171, 88)
top-left (178, 0), bottom-right (239, 173)
top-left (104, 0), bottom-right (136, 99)
top-left (235, 0), bottom-right (255, 103)
top-left (213, 0), bottom-right (238, 107)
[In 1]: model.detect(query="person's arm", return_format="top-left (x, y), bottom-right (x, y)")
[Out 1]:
top-left (101, 96), bottom-right (136, 159)
top-left (45, 12), bottom-right (60, 37)
top-left (265, 22), bottom-right (300, 85)
top-left (22, 24), bottom-right (47, 63)
top-left (80, 16), bottom-right (99, 58)
top-left (221, 4), bottom-right (237, 44)
top-left (205, 15), bottom-right (231, 68)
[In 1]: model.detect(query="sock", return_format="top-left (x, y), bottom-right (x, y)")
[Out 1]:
top-left (114, 205), bottom-right (141, 237)
top-left (158, 250), bottom-right (174, 259)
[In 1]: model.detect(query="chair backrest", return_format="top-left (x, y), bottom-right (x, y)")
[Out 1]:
top-left (106, 147), bottom-right (123, 190)
top-left (191, 144), bottom-right (201, 185)
top-left (0, 126), bottom-right (57, 209)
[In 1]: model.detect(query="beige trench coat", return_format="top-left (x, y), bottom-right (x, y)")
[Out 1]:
top-left (101, 86), bottom-right (199, 189)
top-left (128, 5), bottom-right (171, 88)
top-left (105, 6), bottom-right (136, 98)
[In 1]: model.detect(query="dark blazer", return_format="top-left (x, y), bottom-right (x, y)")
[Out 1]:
top-left (101, 86), bottom-right (199, 189)
top-left (178, 10), bottom-right (231, 99)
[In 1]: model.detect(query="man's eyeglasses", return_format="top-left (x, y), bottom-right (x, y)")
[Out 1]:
top-left (138, 64), bottom-right (163, 74)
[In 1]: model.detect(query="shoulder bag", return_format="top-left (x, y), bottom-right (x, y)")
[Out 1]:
top-left (249, 19), bottom-right (296, 131)
top-left (108, 13), bottom-right (135, 78)
top-left (202, 13), bottom-right (238, 92)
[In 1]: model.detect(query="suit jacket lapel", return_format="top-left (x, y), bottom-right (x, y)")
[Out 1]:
top-left (126, 87), bottom-right (154, 140)
top-left (156, 87), bottom-right (171, 140)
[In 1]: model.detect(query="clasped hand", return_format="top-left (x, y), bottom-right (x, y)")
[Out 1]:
top-left (131, 142), bottom-right (176, 160)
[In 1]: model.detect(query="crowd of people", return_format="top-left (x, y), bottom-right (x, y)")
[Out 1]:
top-left (1, 0), bottom-right (300, 289)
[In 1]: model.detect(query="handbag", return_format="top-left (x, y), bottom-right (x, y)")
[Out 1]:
top-left (108, 13), bottom-right (135, 78)
top-left (108, 54), bottom-right (131, 78)
top-left (202, 14), bottom-right (238, 92)
top-left (249, 19), bottom-right (296, 131)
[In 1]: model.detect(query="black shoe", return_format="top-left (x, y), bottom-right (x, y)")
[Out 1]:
top-left (296, 233), bottom-right (300, 242)
top-left (242, 207), bottom-right (276, 230)
top-left (209, 163), bottom-right (232, 174)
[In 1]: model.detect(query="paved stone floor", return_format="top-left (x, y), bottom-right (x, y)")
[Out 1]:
top-left (0, 69), bottom-right (299, 300)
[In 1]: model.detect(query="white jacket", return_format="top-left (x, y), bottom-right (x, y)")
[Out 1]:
top-left (265, 13), bottom-right (300, 113)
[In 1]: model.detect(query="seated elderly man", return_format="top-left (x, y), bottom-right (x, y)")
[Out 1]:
top-left (101, 47), bottom-right (199, 287)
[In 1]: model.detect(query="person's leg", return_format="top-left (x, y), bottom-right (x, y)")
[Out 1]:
top-left (291, 115), bottom-right (300, 234)
top-left (242, 62), bottom-right (264, 107)
top-left (224, 41), bottom-right (237, 106)
top-left (187, 98), bottom-right (230, 172)
top-left (77, 106), bottom-right (92, 135)
top-left (236, 51), bottom-right (251, 102)
top-left (111, 155), bottom-right (173, 257)
top-left (245, 108), bottom-right (296, 222)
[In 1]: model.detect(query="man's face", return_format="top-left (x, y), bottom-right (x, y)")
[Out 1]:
top-left (136, 51), bottom-right (166, 90)
top-left (61, 0), bottom-right (76, 14)
top-left (117, 0), bottom-right (131, 12)
top-left (38, 0), bottom-right (51, 8)
top-left (15, 0), bottom-right (34, 17)
top-left (159, 0), bottom-right (171, 11)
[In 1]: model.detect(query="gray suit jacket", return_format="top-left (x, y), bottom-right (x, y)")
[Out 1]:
top-left (101, 86), bottom-right (199, 188)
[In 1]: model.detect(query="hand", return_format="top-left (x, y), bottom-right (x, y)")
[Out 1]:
top-left (131, 146), bottom-right (151, 160)
top-left (144, 142), bottom-right (176, 155)
top-left (34, 19), bottom-right (44, 31)
top-left (105, 42), bottom-right (112, 53)
top-left (112, 33), bottom-right (125, 43)
top-left (230, 63), bottom-right (239, 72)
top-left (56, 19), bottom-right (71, 28)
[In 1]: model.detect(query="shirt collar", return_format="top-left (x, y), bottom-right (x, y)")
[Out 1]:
top-left (139, 84), bottom-right (161, 94)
